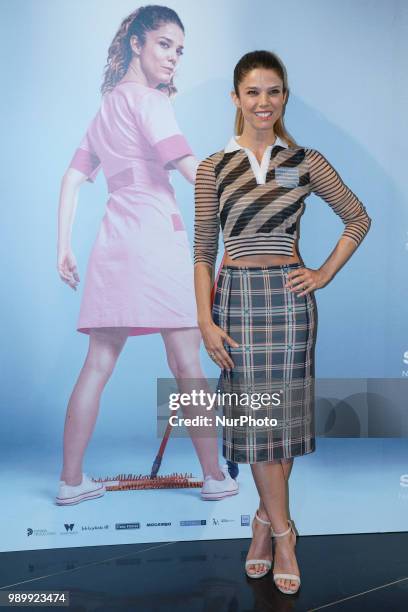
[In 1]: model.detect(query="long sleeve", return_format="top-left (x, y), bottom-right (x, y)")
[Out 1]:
top-left (305, 148), bottom-right (371, 246)
top-left (193, 157), bottom-right (220, 267)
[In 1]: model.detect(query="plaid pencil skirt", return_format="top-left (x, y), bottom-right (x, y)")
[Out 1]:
top-left (212, 263), bottom-right (317, 463)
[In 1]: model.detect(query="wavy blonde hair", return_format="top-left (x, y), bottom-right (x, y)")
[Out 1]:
top-left (233, 50), bottom-right (297, 147)
top-left (101, 5), bottom-right (184, 97)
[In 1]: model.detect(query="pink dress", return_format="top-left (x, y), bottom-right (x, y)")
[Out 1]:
top-left (68, 82), bottom-right (198, 335)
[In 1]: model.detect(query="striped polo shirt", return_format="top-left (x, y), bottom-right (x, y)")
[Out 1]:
top-left (193, 135), bottom-right (371, 266)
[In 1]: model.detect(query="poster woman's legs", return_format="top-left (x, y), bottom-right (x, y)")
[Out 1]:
top-left (61, 326), bottom-right (225, 486)
top-left (60, 327), bottom-right (129, 485)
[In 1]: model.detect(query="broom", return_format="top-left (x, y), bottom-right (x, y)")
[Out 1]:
top-left (97, 254), bottom-right (229, 491)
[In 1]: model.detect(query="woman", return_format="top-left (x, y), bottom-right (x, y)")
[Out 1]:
top-left (194, 50), bottom-right (371, 594)
top-left (56, 6), bottom-right (238, 506)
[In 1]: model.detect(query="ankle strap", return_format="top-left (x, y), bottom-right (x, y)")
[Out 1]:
top-left (254, 511), bottom-right (271, 526)
top-left (271, 519), bottom-right (292, 537)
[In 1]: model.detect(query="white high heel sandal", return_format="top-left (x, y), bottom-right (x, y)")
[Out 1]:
top-left (245, 511), bottom-right (273, 579)
top-left (271, 519), bottom-right (301, 594)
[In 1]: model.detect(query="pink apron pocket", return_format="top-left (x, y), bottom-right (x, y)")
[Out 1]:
top-left (171, 213), bottom-right (185, 231)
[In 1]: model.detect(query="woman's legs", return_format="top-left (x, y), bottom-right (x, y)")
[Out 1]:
top-left (60, 327), bottom-right (129, 485)
top-left (161, 327), bottom-right (224, 480)
top-left (245, 458), bottom-right (292, 577)
top-left (249, 458), bottom-right (299, 591)
top-left (257, 457), bottom-right (293, 516)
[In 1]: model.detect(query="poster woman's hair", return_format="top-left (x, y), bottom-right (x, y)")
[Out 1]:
top-left (101, 5), bottom-right (184, 96)
top-left (233, 50), bottom-right (297, 147)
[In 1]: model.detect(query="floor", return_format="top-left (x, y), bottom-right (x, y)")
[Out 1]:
top-left (1, 532), bottom-right (407, 611)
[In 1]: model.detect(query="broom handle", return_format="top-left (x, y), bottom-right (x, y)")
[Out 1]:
top-left (150, 421), bottom-right (173, 478)
top-left (150, 253), bottom-right (226, 478)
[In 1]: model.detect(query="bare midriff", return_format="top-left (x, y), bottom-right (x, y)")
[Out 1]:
top-left (223, 253), bottom-right (301, 266)
top-left (223, 243), bottom-right (301, 267)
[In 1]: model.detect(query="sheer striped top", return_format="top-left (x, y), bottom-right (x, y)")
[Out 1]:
top-left (193, 136), bottom-right (371, 266)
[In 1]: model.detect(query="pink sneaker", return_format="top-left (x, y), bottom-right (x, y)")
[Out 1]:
top-left (55, 473), bottom-right (105, 506)
top-left (201, 464), bottom-right (239, 501)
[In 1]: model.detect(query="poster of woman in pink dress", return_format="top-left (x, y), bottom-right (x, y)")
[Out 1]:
top-left (56, 6), bottom-right (238, 505)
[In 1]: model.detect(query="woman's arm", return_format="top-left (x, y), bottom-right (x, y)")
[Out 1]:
top-left (193, 158), bottom-right (219, 323)
top-left (317, 235), bottom-right (361, 285)
top-left (194, 262), bottom-right (214, 326)
top-left (309, 148), bottom-right (371, 282)
top-left (286, 149), bottom-right (372, 297)
top-left (306, 148), bottom-right (372, 247)
top-left (193, 158), bottom-right (239, 370)
top-left (57, 168), bottom-right (87, 290)
top-left (58, 128), bottom-right (102, 290)
top-left (171, 154), bottom-right (199, 184)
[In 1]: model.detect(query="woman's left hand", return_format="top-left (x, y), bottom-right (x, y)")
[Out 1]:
top-left (284, 267), bottom-right (329, 297)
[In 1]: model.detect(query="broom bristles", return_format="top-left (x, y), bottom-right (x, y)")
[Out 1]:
top-left (95, 472), bottom-right (203, 491)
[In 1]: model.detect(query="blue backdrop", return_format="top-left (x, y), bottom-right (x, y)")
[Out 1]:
top-left (1, 0), bottom-right (407, 552)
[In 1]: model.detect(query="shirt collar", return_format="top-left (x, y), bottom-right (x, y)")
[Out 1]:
top-left (224, 135), bottom-right (288, 153)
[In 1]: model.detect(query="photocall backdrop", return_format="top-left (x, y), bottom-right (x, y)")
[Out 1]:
top-left (1, 0), bottom-right (407, 552)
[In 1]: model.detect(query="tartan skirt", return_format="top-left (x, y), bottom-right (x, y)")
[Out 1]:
top-left (212, 263), bottom-right (317, 463)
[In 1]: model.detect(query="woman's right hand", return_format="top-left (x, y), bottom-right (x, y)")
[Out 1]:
top-left (57, 248), bottom-right (80, 291)
top-left (200, 321), bottom-right (240, 371)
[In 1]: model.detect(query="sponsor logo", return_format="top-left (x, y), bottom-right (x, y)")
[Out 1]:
top-left (146, 522), bottom-right (171, 527)
top-left (241, 514), bottom-right (250, 526)
top-left (115, 522), bottom-right (140, 530)
top-left (59, 523), bottom-right (78, 535)
top-left (212, 518), bottom-right (235, 526)
top-left (179, 519), bottom-right (206, 527)
top-left (81, 524), bottom-right (109, 531)
top-left (27, 528), bottom-right (56, 537)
